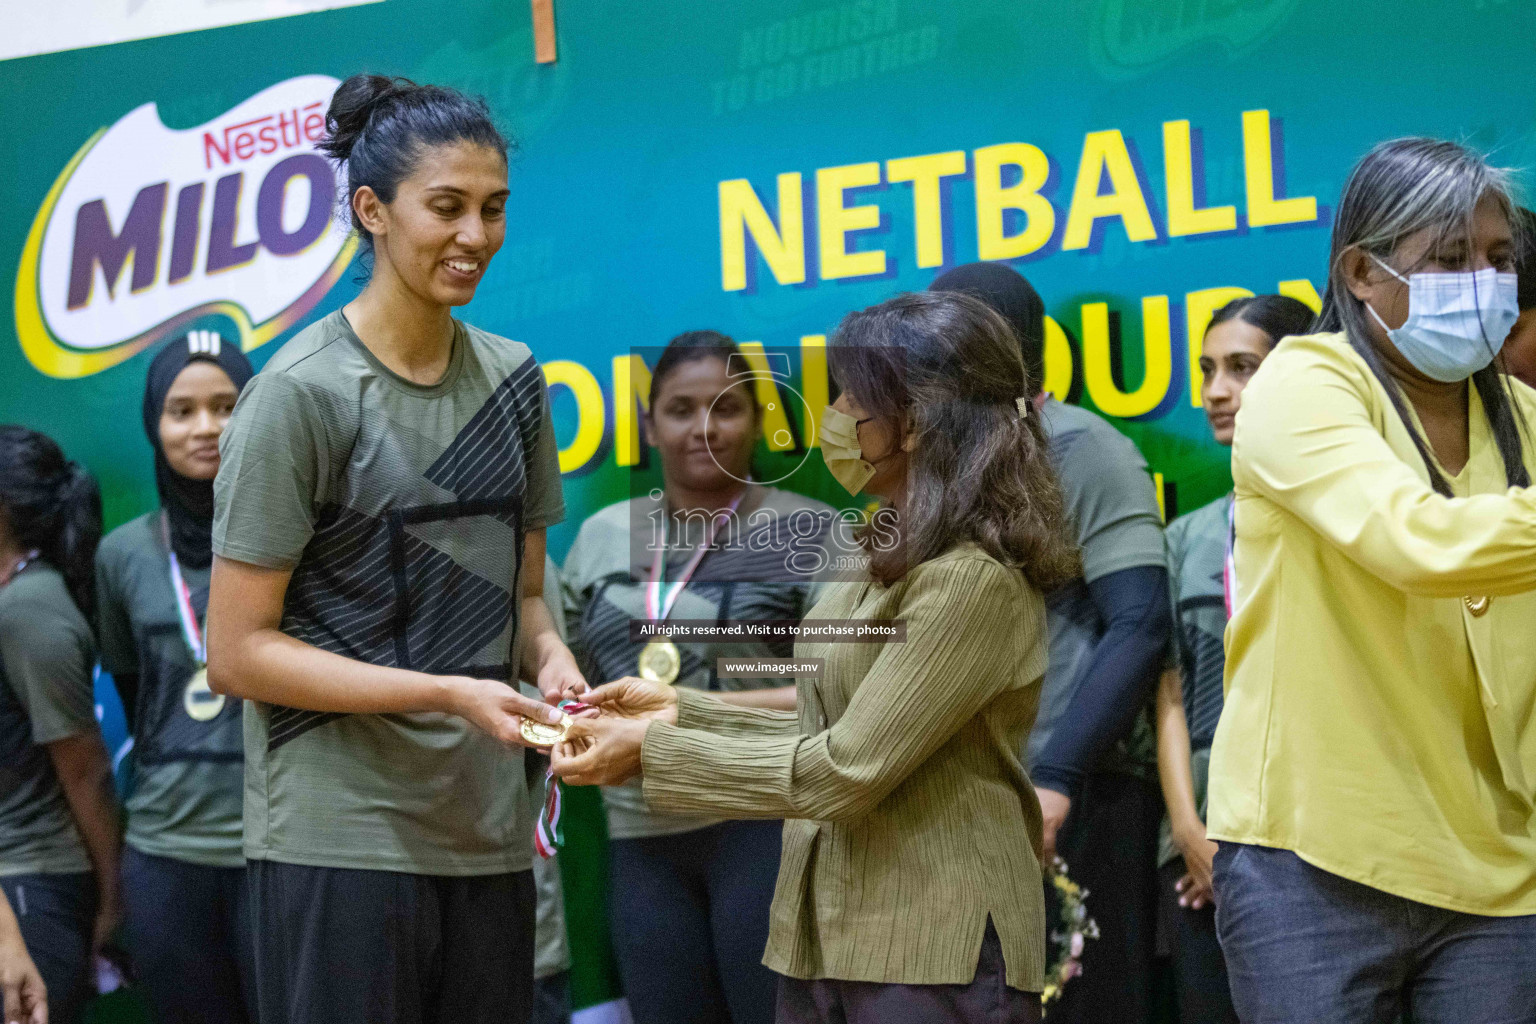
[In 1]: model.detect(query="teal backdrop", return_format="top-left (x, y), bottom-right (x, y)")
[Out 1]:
top-left (3, 0), bottom-right (1535, 1015)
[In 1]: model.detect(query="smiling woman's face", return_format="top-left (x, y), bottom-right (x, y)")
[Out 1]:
top-left (159, 360), bottom-right (239, 480)
top-left (356, 140), bottom-right (510, 308)
top-left (646, 356), bottom-right (759, 493)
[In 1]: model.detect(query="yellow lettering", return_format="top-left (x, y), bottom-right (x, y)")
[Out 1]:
top-left (1081, 296), bottom-right (1173, 418)
top-left (816, 162), bottom-right (886, 280)
top-left (736, 342), bottom-right (797, 451)
top-left (801, 334), bottom-right (829, 446)
top-left (1063, 130), bottom-right (1159, 251)
top-left (612, 353), bottom-right (653, 468)
top-left (1242, 110), bottom-right (1317, 227)
top-left (1184, 287), bottom-right (1253, 406)
top-left (1042, 315), bottom-right (1073, 400)
top-left (1277, 278), bottom-right (1323, 313)
top-left (541, 360), bottom-right (605, 473)
top-left (719, 174), bottom-right (806, 291)
top-left (886, 151), bottom-right (966, 269)
top-left (1154, 472), bottom-right (1167, 523)
top-left (973, 143), bottom-right (1055, 260)
top-left (1163, 120), bottom-right (1236, 237)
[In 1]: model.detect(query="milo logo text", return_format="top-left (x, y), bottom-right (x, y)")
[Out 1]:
top-left (16, 75), bottom-right (357, 379)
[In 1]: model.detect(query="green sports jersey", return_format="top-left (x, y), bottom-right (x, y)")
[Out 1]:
top-left (212, 310), bottom-right (565, 875)
top-left (96, 512), bottom-right (244, 868)
top-left (0, 564), bottom-right (96, 876)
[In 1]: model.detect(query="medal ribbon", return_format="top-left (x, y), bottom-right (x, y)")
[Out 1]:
top-left (535, 700), bottom-right (594, 859)
top-left (644, 490), bottom-right (745, 625)
top-left (1222, 494), bottom-right (1237, 619)
top-left (162, 516), bottom-right (206, 666)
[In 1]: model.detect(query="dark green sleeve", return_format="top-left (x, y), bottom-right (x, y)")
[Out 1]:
top-left (523, 364), bottom-right (565, 531)
top-left (213, 372), bottom-right (331, 569)
top-left (0, 583), bottom-right (97, 745)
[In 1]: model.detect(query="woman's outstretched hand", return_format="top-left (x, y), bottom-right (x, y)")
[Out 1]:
top-left (450, 676), bottom-right (565, 748)
top-left (550, 715), bottom-right (650, 786)
top-left (582, 677), bottom-right (679, 724)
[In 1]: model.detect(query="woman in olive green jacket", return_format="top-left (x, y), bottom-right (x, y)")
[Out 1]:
top-left (553, 290), bottom-right (1080, 1023)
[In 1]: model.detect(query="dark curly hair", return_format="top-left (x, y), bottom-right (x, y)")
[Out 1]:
top-left (827, 291), bottom-right (1080, 590)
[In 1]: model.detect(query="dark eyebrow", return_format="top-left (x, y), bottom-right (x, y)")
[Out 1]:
top-left (423, 186), bottom-right (512, 199)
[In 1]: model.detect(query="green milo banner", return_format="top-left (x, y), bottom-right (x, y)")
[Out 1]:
top-left (3, 0), bottom-right (1534, 1014)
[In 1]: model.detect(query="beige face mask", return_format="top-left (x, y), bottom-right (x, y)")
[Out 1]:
top-left (819, 406), bottom-right (878, 495)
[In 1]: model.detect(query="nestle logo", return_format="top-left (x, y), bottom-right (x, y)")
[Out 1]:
top-left (202, 102), bottom-right (325, 169)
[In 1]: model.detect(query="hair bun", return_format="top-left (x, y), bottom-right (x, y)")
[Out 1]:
top-left (319, 74), bottom-right (417, 163)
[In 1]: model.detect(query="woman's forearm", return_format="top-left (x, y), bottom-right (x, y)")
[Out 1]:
top-left (50, 735), bottom-right (122, 926)
top-left (210, 624), bottom-right (460, 715)
top-left (1155, 667), bottom-right (1202, 839)
top-left (519, 595), bottom-right (573, 682)
top-left (207, 554), bottom-right (462, 715)
top-left (716, 686), bottom-right (796, 711)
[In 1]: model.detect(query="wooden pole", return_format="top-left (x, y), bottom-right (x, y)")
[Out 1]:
top-left (532, 0), bottom-right (556, 63)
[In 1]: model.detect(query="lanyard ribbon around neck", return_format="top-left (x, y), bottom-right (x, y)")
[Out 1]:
top-left (162, 514), bottom-right (206, 666)
top-left (643, 490), bottom-right (745, 625)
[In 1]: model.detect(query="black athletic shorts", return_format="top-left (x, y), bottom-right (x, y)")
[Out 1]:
top-left (248, 860), bottom-right (535, 1024)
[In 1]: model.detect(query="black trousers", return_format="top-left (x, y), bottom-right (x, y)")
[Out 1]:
top-left (248, 860), bottom-right (535, 1024)
top-left (608, 819), bottom-right (782, 1024)
top-left (0, 872), bottom-right (94, 1024)
top-left (122, 847), bottom-right (255, 1024)
top-left (1157, 858), bottom-right (1238, 1024)
top-left (1042, 771), bottom-right (1162, 1024)
top-left (775, 922), bottom-right (1041, 1024)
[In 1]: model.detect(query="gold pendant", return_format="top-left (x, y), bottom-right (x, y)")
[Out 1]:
top-left (1464, 595), bottom-right (1491, 617)
top-left (183, 667), bottom-right (226, 722)
top-left (637, 638), bottom-right (681, 685)
top-left (520, 713), bottom-right (572, 748)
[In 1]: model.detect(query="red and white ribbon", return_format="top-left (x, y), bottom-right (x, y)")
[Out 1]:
top-left (644, 490), bottom-right (745, 624)
top-left (163, 516), bottom-right (206, 666)
top-left (535, 700), bottom-right (594, 859)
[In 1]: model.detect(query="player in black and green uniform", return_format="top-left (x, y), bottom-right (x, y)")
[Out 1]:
top-left (96, 333), bottom-right (256, 1023)
top-left (0, 427), bottom-right (118, 1024)
top-left (207, 75), bottom-right (582, 1024)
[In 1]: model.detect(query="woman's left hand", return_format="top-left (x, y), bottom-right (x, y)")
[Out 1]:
top-left (536, 651), bottom-right (589, 704)
top-left (550, 715), bottom-right (649, 786)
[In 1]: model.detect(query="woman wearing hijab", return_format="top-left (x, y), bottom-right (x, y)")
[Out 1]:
top-left (95, 331), bottom-right (256, 1024)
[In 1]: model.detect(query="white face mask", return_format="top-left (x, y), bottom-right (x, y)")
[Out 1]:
top-left (1365, 254), bottom-right (1519, 383)
top-left (819, 406), bottom-right (878, 495)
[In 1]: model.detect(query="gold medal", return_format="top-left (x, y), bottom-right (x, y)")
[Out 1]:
top-left (638, 638), bottom-right (681, 685)
top-left (183, 666), bottom-right (225, 722)
top-left (520, 713), bottom-right (572, 748)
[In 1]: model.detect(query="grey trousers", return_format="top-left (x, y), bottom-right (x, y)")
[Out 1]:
top-left (774, 922), bottom-right (1042, 1024)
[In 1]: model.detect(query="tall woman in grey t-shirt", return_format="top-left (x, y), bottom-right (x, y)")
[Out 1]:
top-left (95, 333), bottom-right (256, 1024)
top-left (0, 427), bottom-right (119, 1024)
top-left (562, 332), bottom-right (836, 1024)
top-left (206, 76), bottom-right (583, 1024)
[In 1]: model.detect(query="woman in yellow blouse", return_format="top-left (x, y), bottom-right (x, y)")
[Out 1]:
top-left (1208, 138), bottom-right (1536, 1023)
top-left (552, 290), bottom-right (1080, 1023)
